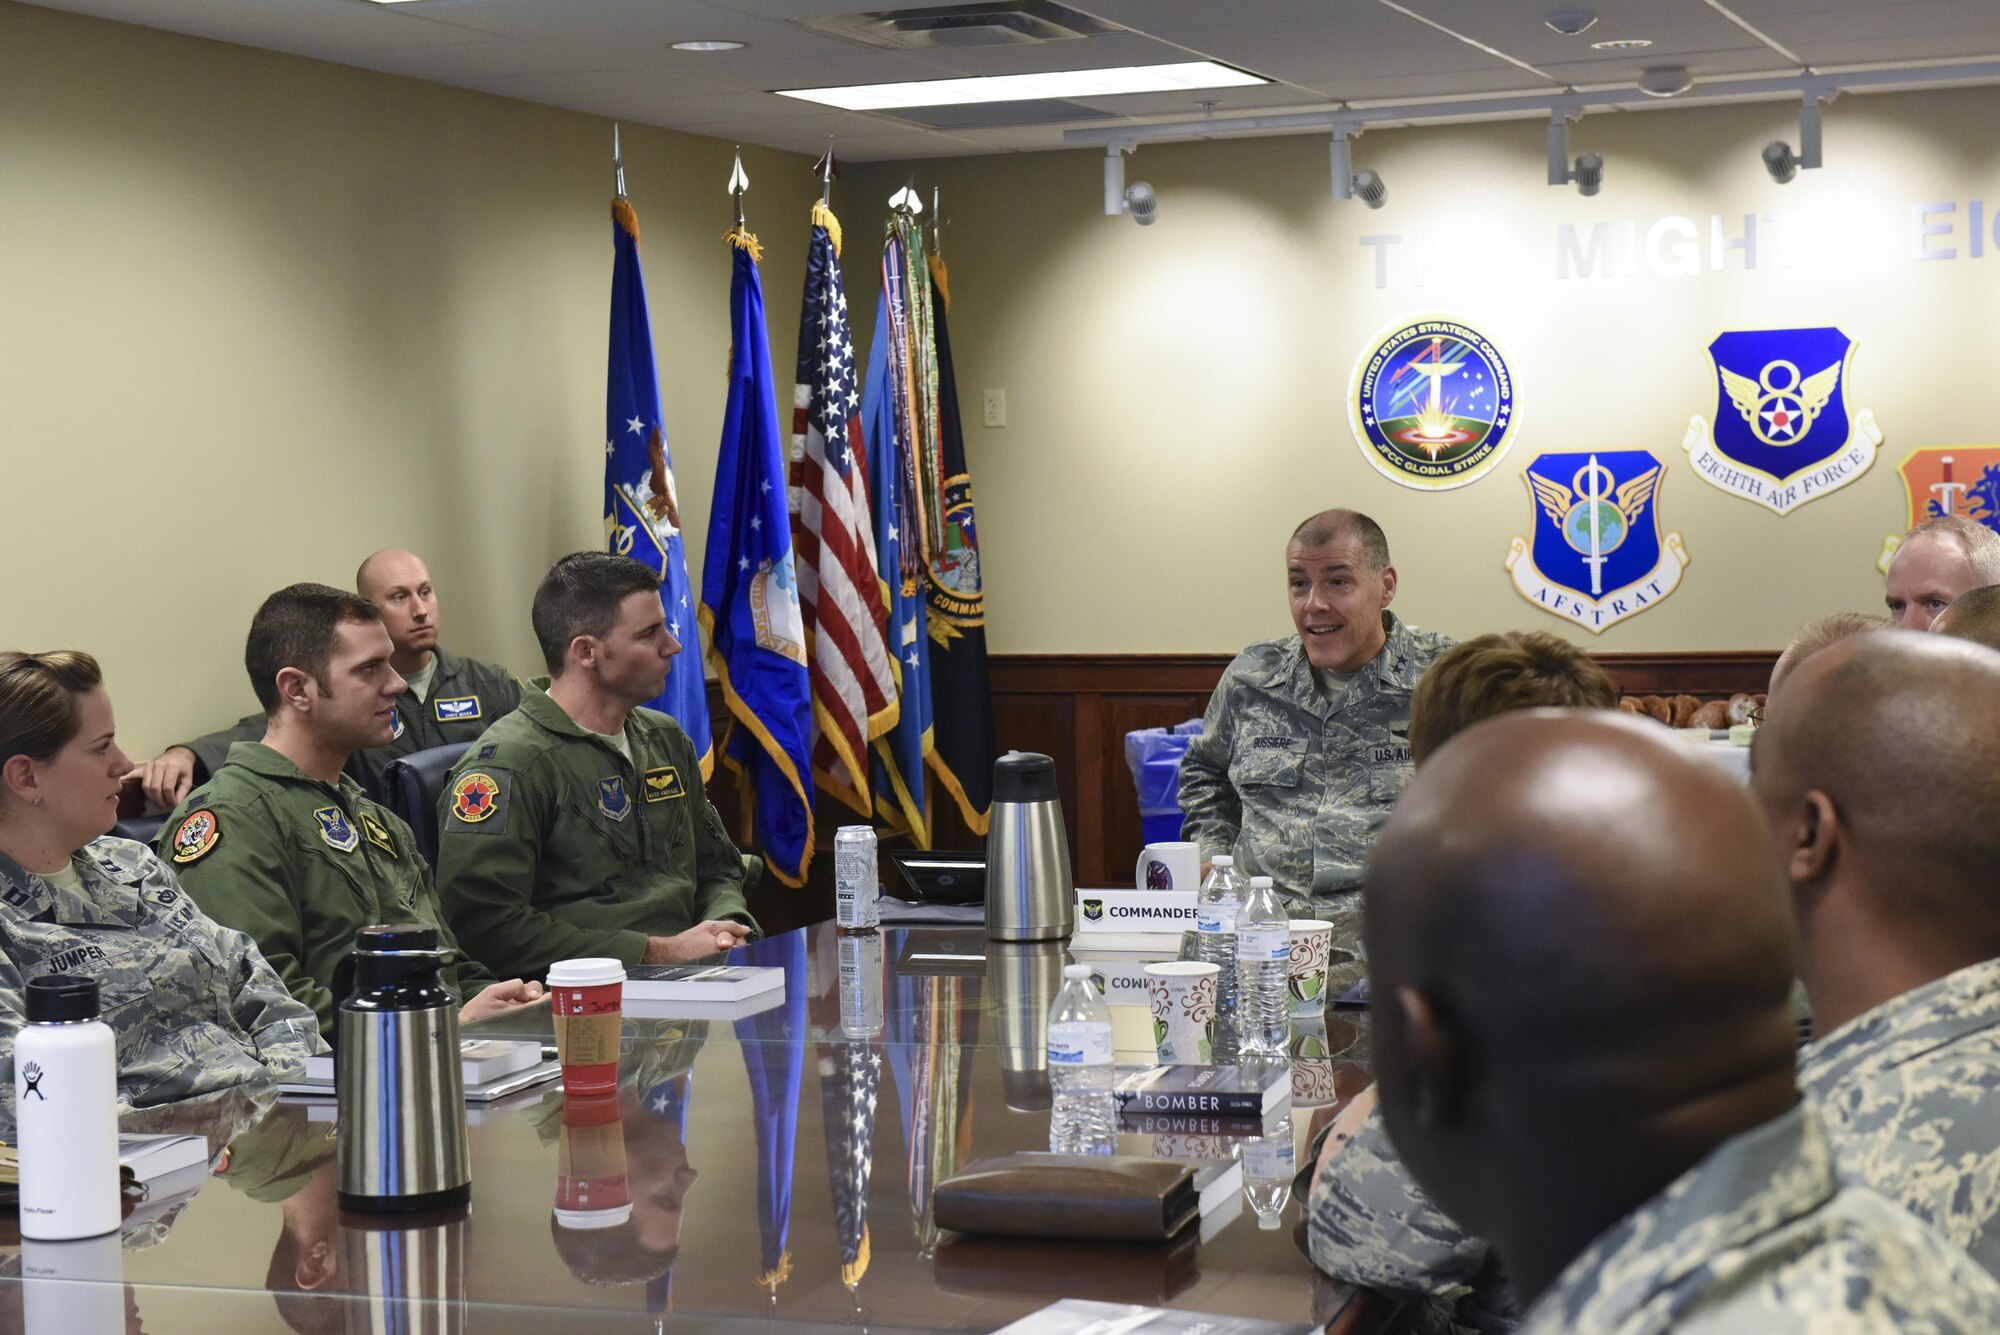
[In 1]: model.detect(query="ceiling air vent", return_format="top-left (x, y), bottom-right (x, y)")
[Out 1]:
top-left (800, 2), bottom-right (1120, 50)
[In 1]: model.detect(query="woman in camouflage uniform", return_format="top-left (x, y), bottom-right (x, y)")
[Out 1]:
top-left (0, 650), bottom-right (318, 1116)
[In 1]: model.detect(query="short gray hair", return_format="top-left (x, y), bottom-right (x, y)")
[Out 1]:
top-left (1289, 509), bottom-right (1389, 571)
top-left (1904, 515), bottom-right (2000, 584)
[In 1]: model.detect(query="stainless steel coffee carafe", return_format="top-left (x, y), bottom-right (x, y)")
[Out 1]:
top-left (336, 923), bottom-right (471, 1213)
top-left (984, 751), bottom-right (1074, 942)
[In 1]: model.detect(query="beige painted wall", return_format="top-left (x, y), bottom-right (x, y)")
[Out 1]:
top-left (0, 1), bottom-right (818, 761)
top-left (851, 86), bottom-right (2000, 654)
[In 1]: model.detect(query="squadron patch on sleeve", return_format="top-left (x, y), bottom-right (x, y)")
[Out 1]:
top-left (448, 771), bottom-right (509, 835)
top-left (170, 810), bottom-right (221, 864)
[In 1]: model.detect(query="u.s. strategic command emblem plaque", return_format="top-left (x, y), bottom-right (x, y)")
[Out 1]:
top-left (1349, 314), bottom-right (1518, 491)
top-left (1506, 450), bottom-right (1689, 634)
top-left (1682, 326), bottom-right (1882, 515)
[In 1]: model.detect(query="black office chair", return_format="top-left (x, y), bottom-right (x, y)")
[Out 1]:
top-left (112, 814), bottom-right (166, 846)
top-left (379, 742), bottom-right (474, 868)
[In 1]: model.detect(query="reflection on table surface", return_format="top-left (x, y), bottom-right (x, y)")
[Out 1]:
top-left (0, 922), bottom-right (1380, 1335)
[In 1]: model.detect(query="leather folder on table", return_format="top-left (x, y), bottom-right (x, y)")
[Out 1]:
top-left (933, 1153), bottom-right (1197, 1242)
top-left (931, 1230), bottom-right (1200, 1304)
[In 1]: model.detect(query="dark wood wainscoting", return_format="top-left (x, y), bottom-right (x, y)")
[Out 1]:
top-left (710, 648), bottom-right (1779, 924)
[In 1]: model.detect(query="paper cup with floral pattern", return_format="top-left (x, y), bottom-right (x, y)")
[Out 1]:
top-left (1143, 961), bottom-right (1220, 1064)
top-left (1288, 1020), bottom-right (1338, 1107)
top-left (1285, 920), bottom-right (1335, 1018)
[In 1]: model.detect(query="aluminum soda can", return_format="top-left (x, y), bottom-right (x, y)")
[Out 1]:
top-left (834, 825), bottom-right (879, 930)
top-left (839, 930), bottom-right (885, 1038)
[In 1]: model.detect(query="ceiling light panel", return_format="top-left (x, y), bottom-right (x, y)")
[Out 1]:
top-left (774, 59), bottom-right (1265, 109)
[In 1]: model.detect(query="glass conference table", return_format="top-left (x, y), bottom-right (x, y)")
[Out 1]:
top-left (0, 922), bottom-right (1382, 1335)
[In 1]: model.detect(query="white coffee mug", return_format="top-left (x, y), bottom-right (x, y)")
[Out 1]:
top-left (1135, 840), bottom-right (1200, 891)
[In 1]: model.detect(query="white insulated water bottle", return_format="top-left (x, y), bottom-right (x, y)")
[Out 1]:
top-left (15, 975), bottom-right (121, 1240)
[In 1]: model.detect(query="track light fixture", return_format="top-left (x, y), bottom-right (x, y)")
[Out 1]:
top-left (1763, 91), bottom-right (1831, 184)
top-left (1330, 130), bottom-right (1387, 208)
top-left (1546, 114), bottom-right (1604, 196)
top-left (1103, 144), bottom-right (1157, 225)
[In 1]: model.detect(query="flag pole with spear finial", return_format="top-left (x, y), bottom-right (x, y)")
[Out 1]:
top-left (725, 146), bottom-right (761, 260)
top-left (811, 143), bottom-right (842, 255)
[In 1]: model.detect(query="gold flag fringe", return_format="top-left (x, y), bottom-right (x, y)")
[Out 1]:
top-left (724, 225), bottom-right (764, 263)
top-left (758, 1251), bottom-right (793, 1291)
top-left (841, 1227), bottom-right (872, 1289)
top-left (612, 198), bottom-right (640, 245)
top-left (928, 252), bottom-right (950, 313)
top-left (811, 200), bottom-right (843, 259)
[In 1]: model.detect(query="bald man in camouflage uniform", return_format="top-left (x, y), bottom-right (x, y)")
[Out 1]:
top-left (1312, 686), bottom-right (2000, 1325)
top-left (1180, 510), bottom-right (1452, 961)
top-left (1354, 713), bottom-right (2000, 1332)
top-left (0, 837), bottom-right (318, 1120)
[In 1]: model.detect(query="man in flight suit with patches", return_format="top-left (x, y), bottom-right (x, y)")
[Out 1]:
top-left (436, 553), bottom-right (754, 983)
top-left (130, 550), bottom-right (520, 807)
top-left (159, 583), bottom-right (543, 1037)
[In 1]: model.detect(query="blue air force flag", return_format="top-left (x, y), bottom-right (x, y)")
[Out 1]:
top-left (1681, 326), bottom-right (1883, 515)
top-left (1506, 450), bottom-right (1689, 634)
top-left (700, 237), bottom-right (816, 888)
top-left (606, 197), bottom-right (711, 772)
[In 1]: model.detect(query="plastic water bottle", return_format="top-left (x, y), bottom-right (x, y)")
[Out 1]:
top-left (1196, 855), bottom-right (1243, 1061)
top-left (1047, 963), bottom-right (1117, 1155)
top-left (1241, 1112), bottom-right (1297, 1230)
top-left (1235, 876), bottom-right (1290, 1056)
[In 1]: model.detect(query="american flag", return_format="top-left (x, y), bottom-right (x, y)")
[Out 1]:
top-left (790, 206), bottom-right (896, 816)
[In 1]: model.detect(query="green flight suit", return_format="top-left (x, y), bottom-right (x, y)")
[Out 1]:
top-left (434, 683), bottom-right (754, 982)
top-left (177, 647), bottom-right (521, 800)
top-left (158, 742), bottom-right (497, 1037)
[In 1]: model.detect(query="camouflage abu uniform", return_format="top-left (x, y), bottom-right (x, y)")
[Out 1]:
top-left (1179, 613), bottom-right (1454, 949)
top-left (1519, 1103), bottom-right (2000, 1333)
top-left (435, 683), bottom-right (754, 982)
top-left (177, 647), bottom-right (520, 800)
top-left (159, 742), bottom-right (498, 1038)
top-left (1799, 955), bottom-right (2000, 1279)
top-left (1310, 960), bottom-right (2000, 1315)
top-left (0, 838), bottom-right (318, 1120)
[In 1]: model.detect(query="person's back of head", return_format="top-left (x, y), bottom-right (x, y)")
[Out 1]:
top-left (1365, 711), bottom-right (1800, 1301)
top-left (1408, 631), bottom-right (1617, 764)
top-left (245, 584), bottom-right (384, 716)
top-left (532, 553), bottom-right (663, 676)
top-left (1769, 611), bottom-right (1888, 699)
top-left (1930, 584), bottom-right (2000, 651)
top-left (1752, 630), bottom-right (2000, 1028)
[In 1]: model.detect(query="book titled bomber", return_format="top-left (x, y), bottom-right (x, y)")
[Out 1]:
top-left (1113, 1064), bottom-right (1291, 1119)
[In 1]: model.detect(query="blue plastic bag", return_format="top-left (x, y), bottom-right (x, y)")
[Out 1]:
top-left (1123, 720), bottom-right (1203, 843)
